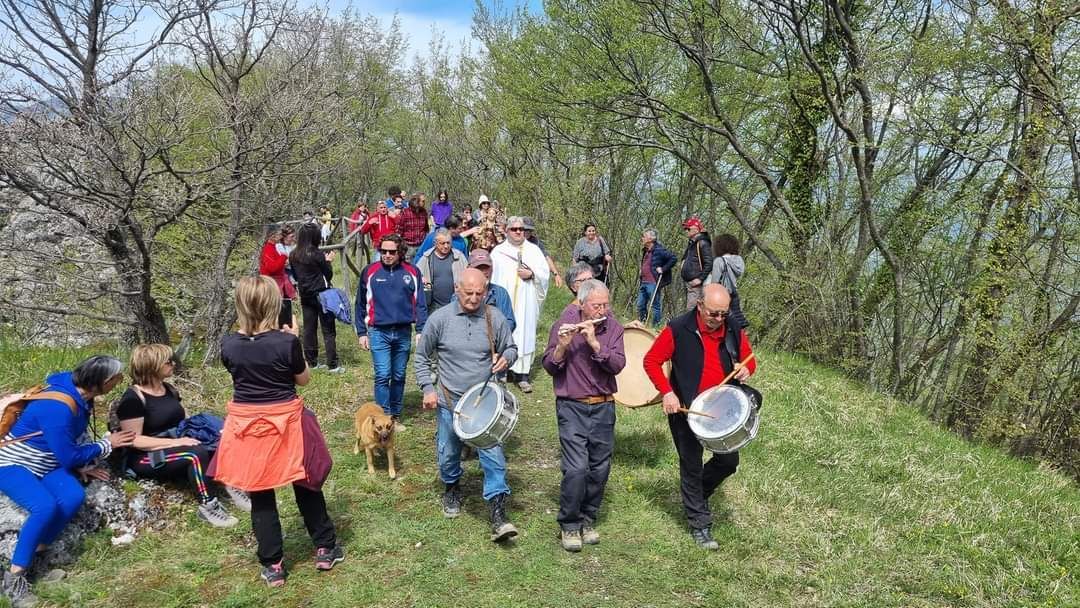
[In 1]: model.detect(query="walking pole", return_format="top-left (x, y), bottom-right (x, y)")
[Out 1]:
top-left (646, 269), bottom-right (662, 325)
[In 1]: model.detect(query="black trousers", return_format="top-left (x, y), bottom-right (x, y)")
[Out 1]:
top-left (667, 413), bottom-right (739, 529)
top-left (300, 299), bottom-right (338, 368)
top-left (127, 444), bottom-right (214, 502)
top-left (556, 398), bottom-right (615, 531)
top-left (249, 483), bottom-right (336, 566)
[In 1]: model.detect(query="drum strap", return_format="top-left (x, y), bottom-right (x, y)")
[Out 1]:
top-left (437, 382), bottom-right (457, 407)
top-left (484, 305), bottom-right (496, 361)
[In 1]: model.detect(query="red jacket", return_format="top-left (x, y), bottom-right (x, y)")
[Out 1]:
top-left (361, 213), bottom-right (397, 246)
top-left (259, 241), bottom-right (296, 300)
top-left (644, 313), bottom-right (756, 397)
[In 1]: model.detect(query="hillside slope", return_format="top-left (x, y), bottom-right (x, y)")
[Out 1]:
top-left (0, 301), bottom-right (1076, 607)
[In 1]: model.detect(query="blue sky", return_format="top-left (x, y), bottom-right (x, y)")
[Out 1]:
top-left (320, 0), bottom-right (544, 58)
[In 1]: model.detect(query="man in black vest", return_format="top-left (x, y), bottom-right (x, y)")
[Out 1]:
top-left (642, 284), bottom-right (758, 550)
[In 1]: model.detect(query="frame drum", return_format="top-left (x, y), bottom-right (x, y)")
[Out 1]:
top-left (614, 322), bottom-right (670, 408)
top-left (452, 381), bottom-right (520, 449)
top-left (687, 384), bottom-right (761, 453)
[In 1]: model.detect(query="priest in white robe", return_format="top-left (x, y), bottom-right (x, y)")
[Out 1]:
top-left (491, 215), bottom-right (550, 393)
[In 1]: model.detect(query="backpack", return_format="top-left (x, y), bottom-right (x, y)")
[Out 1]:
top-left (0, 385), bottom-right (79, 440)
top-left (712, 257), bottom-right (749, 329)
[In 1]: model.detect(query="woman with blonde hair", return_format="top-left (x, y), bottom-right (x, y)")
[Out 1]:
top-left (115, 344), bottom-right (246, 528)
top-left (214, 275), bottom-right (342, 587)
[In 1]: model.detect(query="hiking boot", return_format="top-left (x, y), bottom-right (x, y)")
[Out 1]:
top-left (516, 380), bottom-right (533, 393)
top-left (224, 485), bottom-right (251, 513)
top-left (581, 525), bottom-right (600, 545)
top-left (197, 498), bottom-right (239, 528)
top-left (488, 493), bottom-right (518, 542)
top-left (690, 527), bottom-right (719, 550)
top-left (391, 416), bottom-right (406, 432)
top-left (442, 482), bottom-right (462, 518)
top-left (327, 366), bottom-right (345, 374)
top-left (314, 545), bottom-right (345, 571)
top-left (560, 529), bottom-right (583, 552)
top-left (2, 570), bottom-right (37, 608)
top-left (260, 561), bottom-right (287, 587)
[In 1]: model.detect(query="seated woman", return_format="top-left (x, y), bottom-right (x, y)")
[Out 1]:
top-left (0, 355), bottom-right (136, 608)
top-left (214, 275), bottom-right (343, 587)
top-left (115, 344), bottom-right (248, 528)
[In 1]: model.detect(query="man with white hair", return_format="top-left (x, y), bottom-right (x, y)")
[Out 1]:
top-left (490, 215), bottom-right (550, 393)
top-left (542, 280), bottom-right (625, 551)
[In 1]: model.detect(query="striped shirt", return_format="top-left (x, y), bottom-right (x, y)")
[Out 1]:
top-left (0, 433), bottom-right (111, 478)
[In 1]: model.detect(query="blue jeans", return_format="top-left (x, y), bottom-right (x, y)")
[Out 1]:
top-left (435, 403), bottom-right (510, 500)
top-left (637, 282), bottom-right (662, 326)
top-left (369, 324), bottom-right (412, 417)
top-left (0, 465), bottom-right (85, 568)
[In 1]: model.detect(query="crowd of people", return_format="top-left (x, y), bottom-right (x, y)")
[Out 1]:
top-left (0, 185), bottom-right (757, 604)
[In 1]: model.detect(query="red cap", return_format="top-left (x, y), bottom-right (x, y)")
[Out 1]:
top-left (682, 217), bottom-right (703, 230)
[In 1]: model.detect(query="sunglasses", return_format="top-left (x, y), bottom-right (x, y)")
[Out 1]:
top-left (507, 227), bottom-right (525, 232)
top-left (700, 307), bottom-right (729, 319)
top-left (379, 248), bottom-right (399, 254)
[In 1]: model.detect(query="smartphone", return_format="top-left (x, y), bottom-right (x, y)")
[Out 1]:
top-left (148, 450), bottom-right (167, 469)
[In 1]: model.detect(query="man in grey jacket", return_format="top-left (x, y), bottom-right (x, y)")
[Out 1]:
top-left (415, 268), bottom-right (520, 543)
top-left (416, 228), bottom-right (467, 311)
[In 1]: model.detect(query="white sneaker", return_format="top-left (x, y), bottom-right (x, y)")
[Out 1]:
top-left (198, 498), bottom-right (239, 528)
top-left (224, 485), bottom-right (251, 513)
top-left (312, 363), bottom-right (328, 370)
top-left (327, 366), bottom-right (345, 374)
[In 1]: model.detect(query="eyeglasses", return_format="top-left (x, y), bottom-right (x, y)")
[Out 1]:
top-left (379, 248), bottom-right (399, 254)
top-left (586, 302), bottom-right (609, 311)
top-left (507, 227), bottom-right (524, 233)
top-left (699, 307), bottom-right (729, 319)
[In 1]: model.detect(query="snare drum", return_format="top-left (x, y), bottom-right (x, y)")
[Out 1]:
top-left (452, 381), bottom-right (520, 449)
top-left (687, 384), bottom-right (761, 454)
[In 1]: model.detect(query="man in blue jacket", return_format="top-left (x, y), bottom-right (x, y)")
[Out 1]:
top-left (454, 249), bottom-right (516, 332)
top-left (638, 228), bottom-right (678, 326)
top-left (411, 215), bottom-right (468, 264)
top-left (355, 233), bottom-right (428, 431)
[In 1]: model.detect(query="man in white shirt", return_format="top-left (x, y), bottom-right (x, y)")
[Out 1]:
top-left (490, 216), bottom-right (550, 393)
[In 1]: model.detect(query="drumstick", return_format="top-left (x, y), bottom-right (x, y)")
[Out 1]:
top-left (437, 403), bottom-right (471, 421)
top-left (473, 370), bottom-right (497, 408)
top-left (677, 407), bottom-right (717, 419)
top-left (719, 353), bottom-right (756, 386)
top-left (558, 317), bottom-right (607, 336)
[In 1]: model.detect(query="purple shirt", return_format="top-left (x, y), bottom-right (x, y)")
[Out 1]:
top-left (640, 248), bottom-right (655, 284)
top-left (431, 200), bottom-right (453, 226)
top-left (542, 303), bottom-right (626, 400)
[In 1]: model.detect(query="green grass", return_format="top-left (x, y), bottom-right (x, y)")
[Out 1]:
top-left (1, 289), bottom-right (1078, 607)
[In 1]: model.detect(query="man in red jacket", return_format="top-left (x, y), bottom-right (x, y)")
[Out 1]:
top-left (360, 200), bottom-right (397, 248)
top-left (643, 283), bottom-right (757, 550)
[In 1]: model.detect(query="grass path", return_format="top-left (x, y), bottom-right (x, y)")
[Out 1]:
top-left (1, 288), bottom-right (1077, 607)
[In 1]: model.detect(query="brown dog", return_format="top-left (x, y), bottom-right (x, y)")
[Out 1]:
top-left (353, 402), bottom-right (397, 479)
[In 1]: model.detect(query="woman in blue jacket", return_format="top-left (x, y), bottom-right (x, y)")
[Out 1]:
top-left (0, 355), bottom-right (136, 608)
